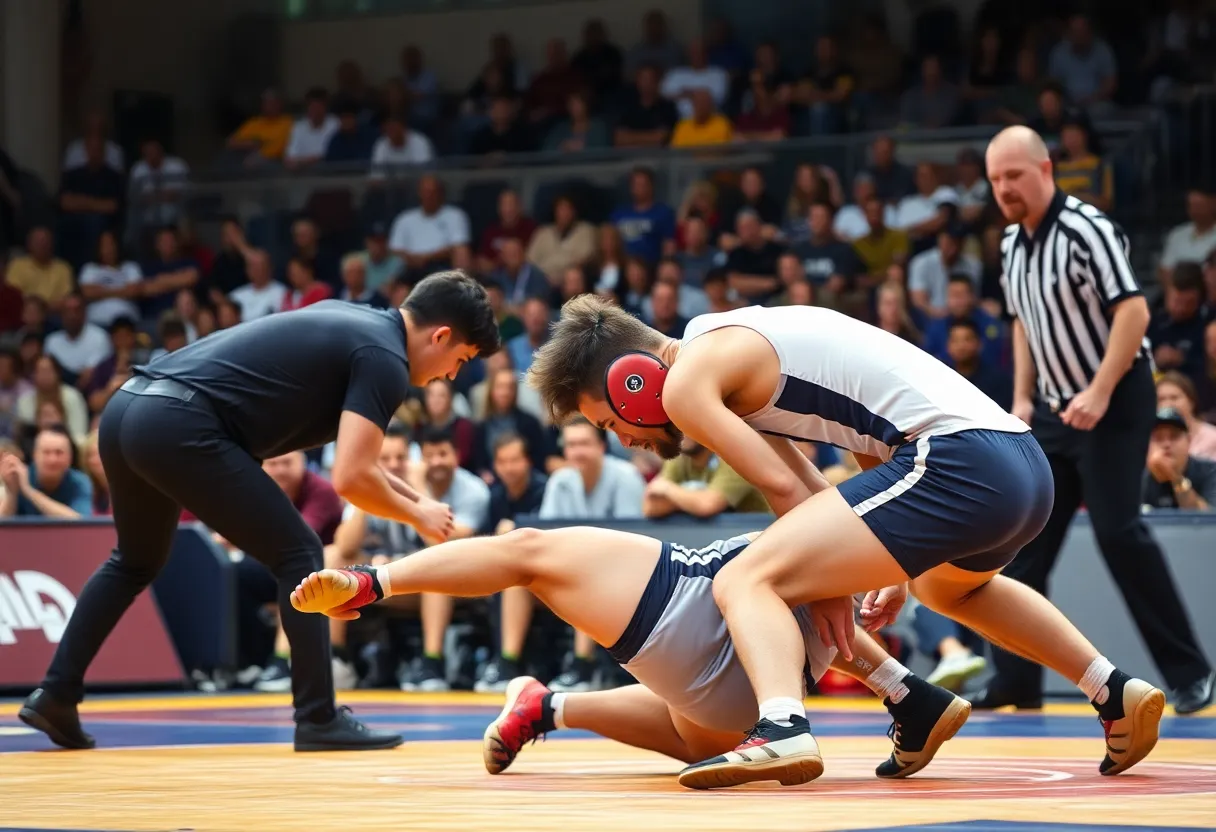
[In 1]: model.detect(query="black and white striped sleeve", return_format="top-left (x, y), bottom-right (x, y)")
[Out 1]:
top-left (997, 225), bottom-right (1019, 318)
top-left (1057, 205), bottom-right (1142, 309)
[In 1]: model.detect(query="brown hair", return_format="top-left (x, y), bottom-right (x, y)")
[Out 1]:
top-left (526, 294), bottom-right (664, 422)
top-left (1157, 370), bottom-right (1199, 410)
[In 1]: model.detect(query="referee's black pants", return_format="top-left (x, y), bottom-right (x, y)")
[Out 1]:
top-left (41, 380), bottom-right (336, 725)
top-left (990, 360), bottom-right (1211, 697)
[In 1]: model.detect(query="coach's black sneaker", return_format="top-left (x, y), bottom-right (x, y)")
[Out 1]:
top-left (549, 656), bottom-right (596, 692)
top-left (968, 685), bottom-right (1042, 711)
top-left (677, 716), bottom-right (823, 790)
top-left (293, 705), bottom-right (404, 752)
top-left (1172, 670), bottom-right (1215, 716)
top-left (1092, 671), bottom-right (1165, 775)
top-left (876, 676), bottom-right (971, 779)
top-left (18, 688), bottom-right (95, 750)
top-left (475, 657), bottom-right (520, 693)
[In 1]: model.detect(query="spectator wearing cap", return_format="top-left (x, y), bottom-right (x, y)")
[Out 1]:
top-left (78, 229), bottom-right (143, 328)
top-left (370, 113), bottom-right (434, 181)
top-left (323, 97), bottom-right (377, 164)
top-left (284, 88), bottom-right (340, 170)
top-left (227, 90), bottom-right (295, 163)
top-left (1159, 187), bottom-right (1216, 285)
top-left (1157, 371), bottom-right (1216, 462)
top-left (1054, 119), bottom-right (1113, 213)
top-left (0, 426), bottom-right (92, 518)
top-left (6, 227), bottom-right (74, 313)
top-left (908, 227), bottom-right (982, 320)
top-left (1142, 407), bottom-right (1216, 511)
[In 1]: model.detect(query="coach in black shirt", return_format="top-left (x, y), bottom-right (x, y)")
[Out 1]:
top-left (19, 272), bottom-right (502, 750)
top-left (982, 126), bottom-right (1213, 714)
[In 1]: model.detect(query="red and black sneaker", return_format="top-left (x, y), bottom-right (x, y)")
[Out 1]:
top-left (482, 676), bottom-right (556, 775)
top-left (676, 715), bottom-right (823, 790)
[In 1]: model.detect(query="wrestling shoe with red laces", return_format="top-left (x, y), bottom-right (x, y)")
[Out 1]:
top-left (677, 715), bottom-right (823, 790)
top-left (482, 676), bottom-right (556, 775)
top-left (1093, 670), bottom-right (1165, 775)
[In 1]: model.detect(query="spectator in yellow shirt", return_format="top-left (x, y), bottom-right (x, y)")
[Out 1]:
top-left (643, 436), bottom-right (769, 518)
top-left (5, 227), bottom-right (74, 312)
top-left (227, 89), bottom-right (295, 162)
top-left (670, 89), bottom-right (734, 149)
top-left (1054, 120), bottom-right (1113, 213)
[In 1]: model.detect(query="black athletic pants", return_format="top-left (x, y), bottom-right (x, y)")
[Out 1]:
top-left (42, 381), bottom-right (335, 724)
top-left (990, 360), bottom-right (1211, 696)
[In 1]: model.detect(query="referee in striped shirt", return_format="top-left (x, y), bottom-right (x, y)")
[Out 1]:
top-left (977, 126), bottom-right (1214, 715)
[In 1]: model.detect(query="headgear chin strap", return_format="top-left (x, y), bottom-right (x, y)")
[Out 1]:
top-left (604, 352), bottom-right (670, 427)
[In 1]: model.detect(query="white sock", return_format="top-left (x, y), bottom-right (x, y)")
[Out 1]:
top-left (868, 658), bottom-right (912, 704)
top-left (551, 692), bottom-right (568, 729)
top-left (758, 697), bottom-right (806, 727)
top-left (375, 565), bottom-right (393, 598)
top-left (1078, 656), bottom-right (1116, 705)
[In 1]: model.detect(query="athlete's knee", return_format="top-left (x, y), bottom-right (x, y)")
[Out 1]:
top-left (711, 558), bottom-right (767, 611)
top-left (498, 526), bottom-right (549, 579)
top-left (104, 550), bottom-right (165, 588)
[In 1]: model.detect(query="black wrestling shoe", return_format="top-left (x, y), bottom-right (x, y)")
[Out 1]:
top-left (677, 716), bottom-right (823, 790)
top-left (293, 706), bottom-right (404, 752)
top-left (18, 688), bottom-right (96, 750)
top-left (1093, 671), bottom-right (1165, 775)
top-left (1172, 670), bottom-right (1215, 716)
top-left (876, 676), bottom-right (971, 779)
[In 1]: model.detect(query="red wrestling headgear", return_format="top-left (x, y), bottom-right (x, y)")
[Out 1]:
top-left (604, 352), bottom-right (670, 427)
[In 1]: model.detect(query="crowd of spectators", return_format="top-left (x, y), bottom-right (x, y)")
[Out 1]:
top-left (2, 3), bottom-right (1216, 696)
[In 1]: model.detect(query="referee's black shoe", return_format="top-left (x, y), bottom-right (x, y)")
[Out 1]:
top-left (1173, 671), bottom-right (1215, 716)
top-left (18, 688), bottom-right (96, 750)
top-left (293, 705), bottom-right (404, 752)
top-left (967, 686), bottom-right (1042, 711)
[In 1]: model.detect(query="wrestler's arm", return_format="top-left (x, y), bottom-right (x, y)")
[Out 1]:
top-left (762, 434), bottom-right (832, 495)
top-left (663, 358), bottom-right (812, 517)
